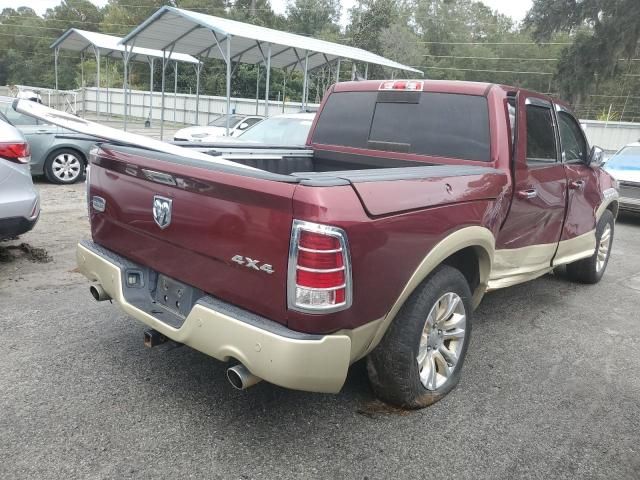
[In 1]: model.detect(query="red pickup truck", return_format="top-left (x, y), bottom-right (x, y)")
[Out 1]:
top-left (72, 80), bottom-right (618, 408)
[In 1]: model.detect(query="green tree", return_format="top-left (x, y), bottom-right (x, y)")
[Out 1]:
top-left (286, 0), bottom-right (341, 37)
top-left (524, 0), bottom-right (640, 102)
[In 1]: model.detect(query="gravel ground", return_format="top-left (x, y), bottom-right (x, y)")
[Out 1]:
top-left (1, 181), bottom-right (639, 480)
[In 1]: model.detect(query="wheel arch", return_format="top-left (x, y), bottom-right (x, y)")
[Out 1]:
top-left (363, 226), bottom-right (495, 356)
top-left (605, 200), bottom-right (619, 220)
top-left (596, 189), bottom-right (619, 221)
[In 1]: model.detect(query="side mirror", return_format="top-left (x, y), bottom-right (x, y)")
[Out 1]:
top-left (238, 122), bottom-right (249, 130)
top-left (588, 145), bottom-right (605, 167)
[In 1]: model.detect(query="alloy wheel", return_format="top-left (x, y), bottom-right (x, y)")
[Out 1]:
top-left (52, 153), bottom-right (82, 182)
top-left (417, 292), bottom-right (467, 391)
top-left (596, 224), bottom-right (612, 272)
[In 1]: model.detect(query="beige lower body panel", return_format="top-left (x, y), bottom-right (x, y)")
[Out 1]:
top-left (76, 243), bottom-right (354, 394)
top-left (488, 229), bottom-right (596, 290)
top-left (552, 230), bottom-right (596, 266)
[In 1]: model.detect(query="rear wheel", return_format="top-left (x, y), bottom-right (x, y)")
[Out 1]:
top-left (367, 265), bottom-right (472, 409)
top-left (44, 148), bottom-right (85, 184)
top-left (566, 210), bottom-right (614, 284)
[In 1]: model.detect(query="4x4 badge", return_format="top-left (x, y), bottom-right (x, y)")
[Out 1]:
top-left (153, 195), bottom-right (172, 229)
top-left (231, 255), bottom-right (274, 274)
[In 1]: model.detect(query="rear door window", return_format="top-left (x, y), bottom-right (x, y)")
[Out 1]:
top-left (525, 104), bottom-right (557, 164)
top-left (313, 91), bottom-right (491, 161)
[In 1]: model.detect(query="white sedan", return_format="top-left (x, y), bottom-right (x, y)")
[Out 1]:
top-left (233, 112), bottom-right (316, 145)
top-left (173, 114), bottom-right (263, 141)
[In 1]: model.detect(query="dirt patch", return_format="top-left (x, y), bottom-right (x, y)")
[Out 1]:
top-left (0, 243), bottom-right (53, 264)
top-left (356, 400), bottom-right (412, 418)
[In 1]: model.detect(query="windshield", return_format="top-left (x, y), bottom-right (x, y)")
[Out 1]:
top-left (605, 146), bottom-right (640, 170)
top-left (238, 116), bottom-right (313, 145)
top-left (209, 115), bottom-right (243, 127)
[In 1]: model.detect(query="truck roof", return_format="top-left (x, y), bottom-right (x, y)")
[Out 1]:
top-left (332, 79), bottom-right (573, 111)
top-left (333, 79), bottom-right (496, 96)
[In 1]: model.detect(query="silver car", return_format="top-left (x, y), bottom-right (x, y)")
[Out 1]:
top-left (0, 118), bottom-right (40, 239)
top-left (604, 142), bottom-right (640, 213)
top-left (0, 96), bottom-right (96, 184)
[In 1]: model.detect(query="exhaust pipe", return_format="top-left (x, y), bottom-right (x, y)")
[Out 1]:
top-left (89, 283), bottom-right (111, 302)
top-left (226, 364), bottom-right (262, 390)
top-left (143, 329), bottom-right (167, 348)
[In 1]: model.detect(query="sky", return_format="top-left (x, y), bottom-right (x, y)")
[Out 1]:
top-left (0, 0), bottom-right (533, 23)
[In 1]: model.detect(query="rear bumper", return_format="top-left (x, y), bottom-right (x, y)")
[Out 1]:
top-left (76, 240), bottom-right (352, 393)
top-left (0, 214), bottom-right (39, 239)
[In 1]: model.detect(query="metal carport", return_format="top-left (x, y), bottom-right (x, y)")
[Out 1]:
top-left (51, 28), bottom-right (200, 130)
top-left (121, 6), bottom-right (423, 136)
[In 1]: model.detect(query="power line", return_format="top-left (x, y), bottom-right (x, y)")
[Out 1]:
top-left (424, 54), bottom-right (558, 61)
top-left (418, 41), bottom-right (572, 45)
top-left (425, 66), bottom-right (554, 75)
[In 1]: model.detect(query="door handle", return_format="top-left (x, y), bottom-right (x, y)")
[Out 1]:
top-left (35, 129), bottom-right (50, 134)
top-left (517, 189), bottom-right (538, 200)
top-left (569, 180), bottom-right (586, 190)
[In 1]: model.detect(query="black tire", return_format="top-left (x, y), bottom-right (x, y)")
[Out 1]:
top-left (566, 209), bottom-right (614, 284)
top-left (367, 265), bottom-right (473, 409)
top-left (44, 148), bottom-right (85, 184)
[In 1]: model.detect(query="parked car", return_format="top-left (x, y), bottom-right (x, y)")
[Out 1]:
top-left (603, 142), bottom-right (640, 212)
top-left (233, 112), bottom-right (315, 145)
top-left (173, 114), bottom-right (263, 141)
top-left (19, 80), bottom-right (618, 409)
top-left (0, 118), bottom-right (40, 240)
top-left (0, 96), bottom-right (96, 184)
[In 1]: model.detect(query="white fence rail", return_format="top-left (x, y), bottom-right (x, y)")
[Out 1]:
top-left (580, 120), bottom-right (640, 153)
top-left (82, 87), bottom-right (316, 126)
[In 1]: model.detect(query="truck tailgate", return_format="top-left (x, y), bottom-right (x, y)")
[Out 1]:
top-left (88, 145), bottom-right (297, 324)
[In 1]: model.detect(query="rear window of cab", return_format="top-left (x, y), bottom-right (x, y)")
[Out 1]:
top-left (312, 91), bottom-right (491, 161)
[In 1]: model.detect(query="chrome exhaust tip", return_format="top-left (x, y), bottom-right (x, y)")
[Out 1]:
top-left (226, 364), bottom-right (262, 390)
top-left (89, 283), bottom-right (111, 302)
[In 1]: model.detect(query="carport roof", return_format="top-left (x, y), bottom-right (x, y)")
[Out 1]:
top-left (120, 6), bottom-right (423, 74)
top-left (51, 28), bottom-right (200, 64)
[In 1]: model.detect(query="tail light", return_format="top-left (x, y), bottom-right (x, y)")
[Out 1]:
top-left (0, 142), bottom-right (30, 164)
top-left (288, 220), bottom-right (352, 313)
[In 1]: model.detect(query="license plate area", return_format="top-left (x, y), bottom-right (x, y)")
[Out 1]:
top-left (154, 274), bottom-right (201, 318)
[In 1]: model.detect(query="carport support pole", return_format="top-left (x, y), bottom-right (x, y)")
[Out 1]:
top-left (106, 57), bottom-right (110, 118)
top-left (225, 36), bottom-right (231, 136)
top-left (195, 62), bottom-right (201, 125)
top-left (123, 49), bottom-right (128, 130)
top-left (364, 64), bottom-right (368, 80)
top-left (95, 49), bottom-right (101, 119)
top-left (54, 47), bottom-right (59, 111)
top-left (264, 43), bottom-right (271, 118)
top-left (282, 72), bottom-right (286, 113)
top-left (302, 51), bottom-right (309, 111)
top-left (160, 50), bottom-right (167, 140)
top-left (80, 52), bottom-right (85, 117)
top-left (149, 57), bottom-right (154, 125)
top-left (53, 47), bottom-right (60, 109)
top-left (336, 58), bottom-right (340, 83)
top-left (173, 61), bottom-right (178, 123)
top-left (255, 64), bottom-right (260, 115)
